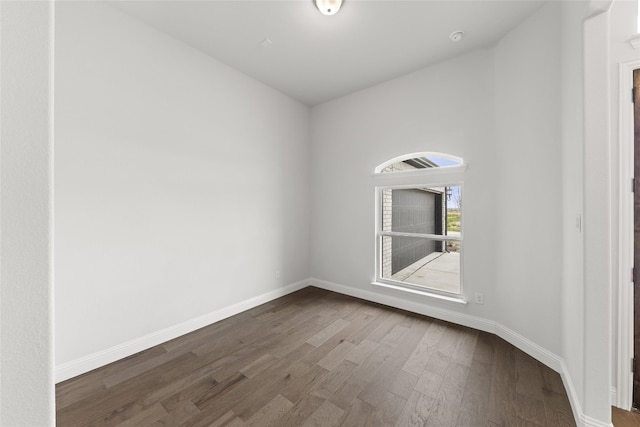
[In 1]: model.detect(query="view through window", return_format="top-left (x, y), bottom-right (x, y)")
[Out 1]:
top-left (376, 154), bottom-right (463, 295)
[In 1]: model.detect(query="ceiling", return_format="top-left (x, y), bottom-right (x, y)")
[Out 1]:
top-left (112, 0), bottom-right (545, 106)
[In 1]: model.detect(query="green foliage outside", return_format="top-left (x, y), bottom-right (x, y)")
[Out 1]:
top-left (447, 210), bottom-right (461, 233)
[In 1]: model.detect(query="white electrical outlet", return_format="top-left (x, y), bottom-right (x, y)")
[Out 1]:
top-left (275, 270), bottom-right (281, 280)
top-left (474, 292), bottom-right (484, 305)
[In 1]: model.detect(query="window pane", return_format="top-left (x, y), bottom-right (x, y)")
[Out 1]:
top-left (382, 186), bottom-right (461, 237)
top-left (380, 155), bottom-right (462, 173)
top-left (381, 236), bottom-right (460, 294)
top-left (446, 186), bottom-right (461, 236)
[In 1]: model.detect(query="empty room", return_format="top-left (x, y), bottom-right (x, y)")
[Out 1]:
top-left (2, 0), bottom-right (640, 426)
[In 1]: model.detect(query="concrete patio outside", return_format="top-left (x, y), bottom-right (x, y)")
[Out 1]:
top-left (389, 251), bottom-right (460, 293)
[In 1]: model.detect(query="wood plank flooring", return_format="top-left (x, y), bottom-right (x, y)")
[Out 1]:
top-left (613, 407), bottom-right (640, 426)
top-left (56, 287), bottom-right (576, 426)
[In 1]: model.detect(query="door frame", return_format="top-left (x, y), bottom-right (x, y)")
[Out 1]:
top-left (616, 58), bottom-right (640, 410)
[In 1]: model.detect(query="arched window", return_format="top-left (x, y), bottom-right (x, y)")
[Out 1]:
top-left (375, 152), bottom-right (463, 173)
top-left (373, 153), bottom-right (464, 301)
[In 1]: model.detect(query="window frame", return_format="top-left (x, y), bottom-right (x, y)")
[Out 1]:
top-left (372, 161), bottom-right (466, 303)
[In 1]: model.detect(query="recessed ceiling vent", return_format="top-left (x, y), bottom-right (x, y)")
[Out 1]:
top-left (449, 31), bottom-right (464, 42)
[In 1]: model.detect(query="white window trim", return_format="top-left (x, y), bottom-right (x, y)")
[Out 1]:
top-left (373, 164), bottom-right (465, 303)
top-left (371, 281), bottom-right (467, 305)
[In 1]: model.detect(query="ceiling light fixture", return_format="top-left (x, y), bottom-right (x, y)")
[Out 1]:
top-left (315, 0), bottom-right (342, 16)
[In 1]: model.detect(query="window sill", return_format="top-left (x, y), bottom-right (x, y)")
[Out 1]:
top-left (371, 281), bottom-right (467, 305)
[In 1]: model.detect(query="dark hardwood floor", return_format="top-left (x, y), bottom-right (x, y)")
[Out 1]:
top-left (56, 287), bottom-right (576, 426)
top-left (613, 407), bottom-right (640, 426)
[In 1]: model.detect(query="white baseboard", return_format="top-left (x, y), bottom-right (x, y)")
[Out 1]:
top-left (494, 324), bottom-right (562, 372)
top-left (310, 277), bottom-right (496, 334)
top-left (310, 278), bottom-right (561, 372)
top-left (55, 279), bottom-right (310, 383)
top-left (561, 360), bottom-right (587, 427)
top-left (561, 362), bottom-right (612, 427)
top-left (582, 414), bottom-right (615, 427)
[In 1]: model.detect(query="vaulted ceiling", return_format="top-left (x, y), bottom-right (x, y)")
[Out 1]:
top-left (113, 1), bottom-right (544, 106)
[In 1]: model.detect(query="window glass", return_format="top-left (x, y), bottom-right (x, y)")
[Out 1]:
top-left (381, 236), bottom-right (460, 294)
top-left (379, 186), bottom-right (461, 294)
top-left (380, 155), bottom-right (462, 173)
top-left (375, 152), bottom-right (463, 297)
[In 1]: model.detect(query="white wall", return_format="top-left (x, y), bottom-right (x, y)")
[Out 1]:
top-left (561, 0), bottom-right (588, 417)
top-left (310, 48), bottom-right (499, 322)
top-left (55, 2), bottom-right (310, 375)
top-left (311, 2), bottom-right (567, 354)
top-left (493, 1), bottom-right (563, 360)
top-left (582, 8), bottom-right (614, 424)
top-left (0, 1), bottom-right (55, 425)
